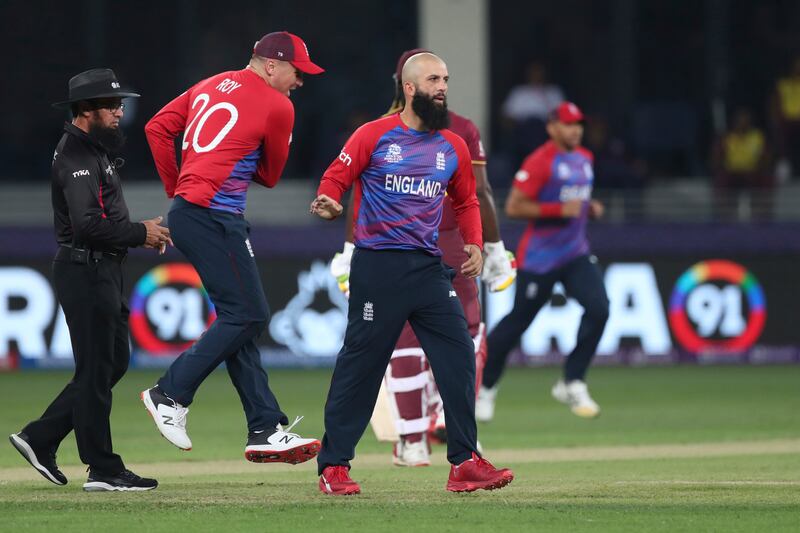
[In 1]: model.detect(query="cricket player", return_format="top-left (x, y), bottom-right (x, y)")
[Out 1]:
top-left (330, 48), bottom-right (516, 466)
top-left (141, 32), bottom-right (323, 464)
top-left (476, 102), bottom-right (610, 421)
top-left (311, 52), bottom-right (514, 495)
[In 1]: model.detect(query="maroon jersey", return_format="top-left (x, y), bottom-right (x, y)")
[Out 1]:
top-left (439, 111), bottom-right (487, 231)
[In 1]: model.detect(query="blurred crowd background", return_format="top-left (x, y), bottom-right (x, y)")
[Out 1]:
top-left (2, 0), bottom-right (800, 223)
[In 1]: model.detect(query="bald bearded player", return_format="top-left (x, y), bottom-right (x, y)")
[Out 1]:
top-left (310, 52), bottom-right (514, 496)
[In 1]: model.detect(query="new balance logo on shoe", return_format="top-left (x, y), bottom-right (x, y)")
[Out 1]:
top-left (141, 387), bottom-right (192, 450)
top-left (244, 415), bottom-right (320, 465)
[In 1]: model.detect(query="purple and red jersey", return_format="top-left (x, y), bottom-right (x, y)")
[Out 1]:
top-left (514, 140), bottom-right (594, 273)
top-left (145, 68), bottom-right (294, 214)
top-left (318, 113), bottom-right (482, 255)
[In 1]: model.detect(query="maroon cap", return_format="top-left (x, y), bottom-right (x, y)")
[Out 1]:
top-left (550, 101), bottom-right (585, 123)
top-left (254, 31), bottom-right (324, 75)
top-left (394, 48), bottom-right (431, 81)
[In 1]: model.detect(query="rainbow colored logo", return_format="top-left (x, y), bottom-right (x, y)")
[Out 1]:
top-left (130, 263), bottom-right (216, 354)
top-left (669, 260), bottom-right (765, 353)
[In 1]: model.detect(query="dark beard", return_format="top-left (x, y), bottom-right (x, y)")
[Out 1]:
top-left (411, 91), bottom-right (450, 130)
top-left (88, 121), bottom-right (126, 153)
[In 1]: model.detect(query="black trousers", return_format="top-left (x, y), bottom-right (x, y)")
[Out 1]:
top-left (158, 196), bottom-right (287, 431)
top-left (22, 255), bottom-right (129, 475)
top-left (484, 254), bottom-right (610, 388)
top-left (317, 248), bottom-right (479, 474)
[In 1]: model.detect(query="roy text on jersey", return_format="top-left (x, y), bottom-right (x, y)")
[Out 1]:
top-left (215, 78), bottom-right (242, 95)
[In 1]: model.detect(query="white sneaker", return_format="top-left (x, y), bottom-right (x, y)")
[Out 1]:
top-left (551, 379), bottom-right (600, 418)
top-left (245, 416), bottom-right (320, 465)
top-left (475, 385), bottom-right (498, 422)
top-left (392, 438), bottom-right (431, 467)
top-left (141, 387), bottom-right (192, 450)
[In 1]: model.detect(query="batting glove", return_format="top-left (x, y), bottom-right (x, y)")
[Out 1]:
top-left (482, 241), bottom-right (517, 292)
top-left (330, 241), bottom-right (354, 298)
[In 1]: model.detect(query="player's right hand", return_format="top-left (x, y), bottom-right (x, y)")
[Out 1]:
top-left (310, 194), bottom-right (343, 220)
top-left (330, 242), bottom-right (354, 298)
top-left (561, 199), bottom-right (583, 218)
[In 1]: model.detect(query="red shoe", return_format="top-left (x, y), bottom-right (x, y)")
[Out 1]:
top-left (319, 466), bottom-right (361, 495)
top-left (446, 453), bottom-right (514, 492)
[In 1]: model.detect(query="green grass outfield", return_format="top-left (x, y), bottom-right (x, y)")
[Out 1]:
top-left (1, 366), bottom-right (798, 532)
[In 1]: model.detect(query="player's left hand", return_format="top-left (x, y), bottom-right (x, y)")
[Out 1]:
top-left (482, 241), bottom-right (517, 292)
top-left (461, 244), bottom-right (483, 278)
top-left (589, 199), bottom-right (605, 219)
top-left (310, 194), bottom-right (343, 220)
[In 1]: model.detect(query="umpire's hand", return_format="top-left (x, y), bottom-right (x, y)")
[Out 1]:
top-left (141, 216), bottom-right (172, 254)
top-left (461, 244), bottom-right (483, 278)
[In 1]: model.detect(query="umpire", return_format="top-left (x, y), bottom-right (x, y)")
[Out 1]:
top-left (8, 68), bottom-right (169, 492)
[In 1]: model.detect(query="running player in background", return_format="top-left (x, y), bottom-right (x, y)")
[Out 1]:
top-left (329, 49), bottom-right (516, 466)
top-left (141, 32), bottom-right (323, 464)
top-left (311, 52), bottom-right (513, 495)
top-left (476, 102), bottom-right (609, 421)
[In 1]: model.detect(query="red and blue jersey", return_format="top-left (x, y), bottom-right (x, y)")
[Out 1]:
top-left (318, 113), bottom-right (482, 255)
top-left (514, 140), bottom-right (594, 273)
top-left (145, 68), bottom-right (294, 215)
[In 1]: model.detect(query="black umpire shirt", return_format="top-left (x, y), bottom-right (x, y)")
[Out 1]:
top-left (52, 123), bottom-right (146, 254)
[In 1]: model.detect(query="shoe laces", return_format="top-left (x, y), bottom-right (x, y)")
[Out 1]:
top-left (325, 465), bottom-right (351, 482)
top-left (172, 404), bottom-right (189, 429)
top-left (118, 469), bottom-right (140, 482)
top-left (159, 389), bottom-right (189, 429)
top-left (566, 381), bottom-right (593, 404)
top-left (277, 415), bottom-right (304, 437)
top-left (457, 452), bottom-right (493, 470)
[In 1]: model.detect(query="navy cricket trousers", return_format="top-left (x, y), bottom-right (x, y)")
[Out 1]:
top-left (158, 196), bottom-right (288, 430)
top-left (484, 254), bottom-right (610, 388)
top-left (23, 257), bottom-right (129, 475)
top-left (317, 248), bottom-right (479, 474)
